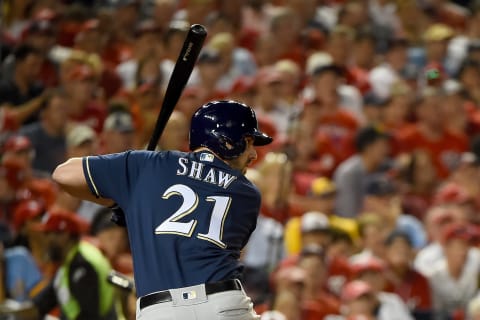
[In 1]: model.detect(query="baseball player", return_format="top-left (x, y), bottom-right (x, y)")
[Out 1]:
top-left (52, 100), bottom-right (273, 319)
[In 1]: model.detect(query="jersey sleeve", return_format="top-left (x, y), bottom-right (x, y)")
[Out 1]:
top-left (82, 151), bottom-right (151, 208)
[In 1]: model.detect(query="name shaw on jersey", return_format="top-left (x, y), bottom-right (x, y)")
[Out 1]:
top-left (176, 157), bottom-right (237, 189)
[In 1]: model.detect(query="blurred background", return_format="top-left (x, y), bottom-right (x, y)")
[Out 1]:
top-left (3, 0), bottom-right (480, 319)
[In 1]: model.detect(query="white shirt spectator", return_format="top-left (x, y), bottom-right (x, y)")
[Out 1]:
top-left (116, 59), bottom-right (139, 91)
top-left (368, 63), bottom-right (400, 100)
top-left (377, 292), bottom-right (414, 320)
top-left (421, 247), bottom-right (480, 315)
top-left (242, 215), bottom-right (284, 271)
top-left (414, 242), bottom-right (443, 275)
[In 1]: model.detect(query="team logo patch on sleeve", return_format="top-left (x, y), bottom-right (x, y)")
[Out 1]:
top-left (200, 153), bottom-right (214, 162)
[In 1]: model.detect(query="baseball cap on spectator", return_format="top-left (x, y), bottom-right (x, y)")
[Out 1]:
top-left (209, 32), bottom-right (235, 52)
top-left (301, 211), bottom-right (330, 233)
top-left (230, 76), bottom-right (256, 95)
top-left (103, 112), bottom-right (135, 133)
top-left (67, 125), bottom-right (96, 148)
top-left (274, 59), bottom-right (301, 77)
top-left (459, 152), bottom-right (480, 166)
top-left (134, 19), bottom-right (161, 37)
top-left (163, 20), bottom-right (189, 43)
top-left (341, 280), bottom-right (374, 302)
top-left (13, 199), bottom-right (46, 231)
top-left (307, 44), bottom-right (344, 77)
top-left (198, 48), bottom-right (221, 64)
top-left (354, 125), bottom-right (390, 152)
top-left (442, 79), bottom-right (464, 96)
top-left (256, 67), bottom-right (283, 86)
top-left (311, 60), bottom-right (344, 78)
top-left (310, 177), bottom-right (336, 197)
top-left (433, 183), bottom-right (472, 205)
top-left (351, 256), bottom-right (386, 276)
top-left (390, 81), bottom-right (412, 97)
top-left (3, 135), bottom-right (32, 153)
top-left (385, 229), bottom-right (413, 247)
top-left (424, 62), bottom-right (447, 86)
top-left (423, 23), bottom-right (454, 42)
top-left (33, 209), bottom-right (89, 236)
top-left (363, 92), bottom-right (389, 108)
top-left (364, 174), bottom-right (397, 196)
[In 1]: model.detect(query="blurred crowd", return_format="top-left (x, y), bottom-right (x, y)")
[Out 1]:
top-left (3, 0), bottom-right (480, 319)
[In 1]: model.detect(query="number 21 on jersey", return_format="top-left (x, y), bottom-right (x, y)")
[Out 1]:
top-left (154, 184), bottom-right (231, 248)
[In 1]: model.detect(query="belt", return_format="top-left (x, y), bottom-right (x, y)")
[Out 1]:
top-left (139, 279), bottom-right (242, 310)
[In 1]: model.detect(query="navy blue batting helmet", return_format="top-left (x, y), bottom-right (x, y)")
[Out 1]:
top-left (189, 100), bottom-right (273, 159)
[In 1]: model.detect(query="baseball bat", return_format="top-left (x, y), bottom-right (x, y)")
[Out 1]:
top-left (146, 24), bottom-right (207, 151)
top-left (109, 25), bottom-right (206, 227)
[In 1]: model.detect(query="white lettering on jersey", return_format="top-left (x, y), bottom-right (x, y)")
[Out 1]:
top-left (189, 161), bottom-right (204, 180)
top-left (203, 168), bottom-right (217, 184)
top-left (218, 171), bottom-right (237, 189)
top-left (176, 158), bottom-right (237, 189)
top-left (177, 158), bottom-right (189, 175)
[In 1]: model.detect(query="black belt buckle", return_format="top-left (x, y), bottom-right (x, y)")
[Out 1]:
top-left (139, 279), bottom-right (242, 310)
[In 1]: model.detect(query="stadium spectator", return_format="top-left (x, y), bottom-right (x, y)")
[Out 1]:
top-left (395, 86), bottom-right (468, 179)
top-left (350, 213), bottom-right (387, 264)
top-left (100, 111), bottom-right (135, 154)
top-left (383, 230), bottom-right (433, 318)
top-left (362, 173), bottom-right (427, 249)
top-left (369, 37), bottom-right (409, 100)
top-left (350, 256), bottom-right (414, 320)
top-left (115, 19), bottom-right (163, 91)
top-left (424, 223), bottom-right (480, 318)
top-left (397, 150), bottom-right (439, 220)
top-left (298, 245), bottom-right (341, 319)
top-left (0, 223), bottom-right (46, 303)
top-left (324, 280), bottom-right (378, 320)
top-left (0, 44), bottom-right (45, 125)
top-left (3, 2), bottom-right (480, 318)
top-left (20, 89), bottom-right (67, 174)
top-left (254, 66), bottom-right (294, 138)
top-left (334, 126), bottom-right (391, 218)
top-left (414, 206), bottom-right (469, 274)
top-left (14, 210), bottom-right (119, 319)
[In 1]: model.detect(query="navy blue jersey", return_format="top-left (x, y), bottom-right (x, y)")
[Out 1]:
top-left (82, 150), bottom-right (261, 297)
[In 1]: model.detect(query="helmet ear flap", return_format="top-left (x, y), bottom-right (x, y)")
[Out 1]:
top-left (213, 133), bottom-right (247, 159)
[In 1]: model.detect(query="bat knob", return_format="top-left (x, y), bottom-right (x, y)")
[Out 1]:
top-left (190, 24), bottom-right (207, 36)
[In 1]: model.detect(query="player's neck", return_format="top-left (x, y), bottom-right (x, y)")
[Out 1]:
top-left (193, 147), bottom-right (234, 169)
